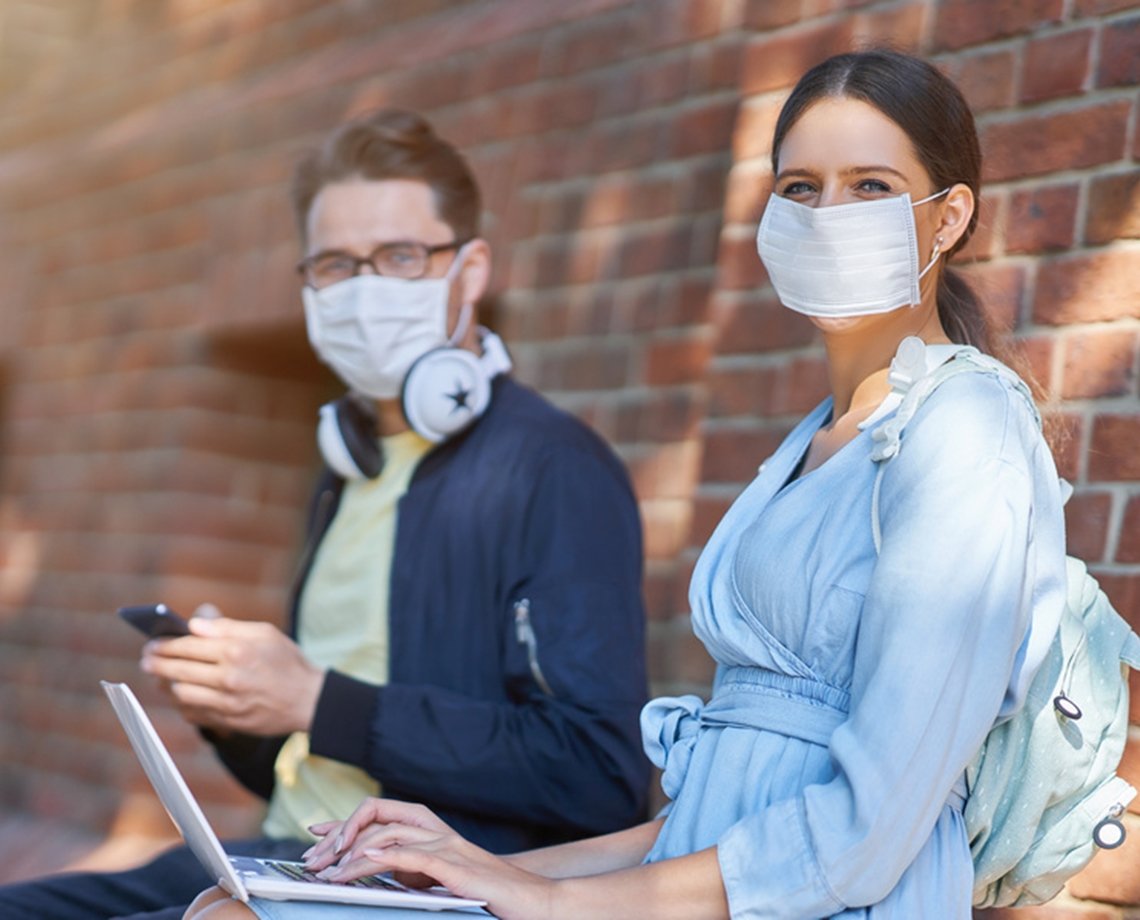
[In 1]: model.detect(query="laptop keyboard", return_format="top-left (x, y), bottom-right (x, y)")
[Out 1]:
top-left (263, 859), bottom-right (411, 891)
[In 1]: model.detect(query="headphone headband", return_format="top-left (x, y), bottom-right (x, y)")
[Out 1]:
top-left (317, 329), bottom-right (513, 477)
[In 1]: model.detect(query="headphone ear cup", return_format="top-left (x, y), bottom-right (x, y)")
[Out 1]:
top-left (401, 348), bottom-right (492, 443)
top-left (317, 396), bottom-right (383, 479)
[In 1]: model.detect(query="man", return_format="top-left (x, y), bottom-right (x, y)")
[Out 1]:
top-left (0, 109), bottom-right (649, 919)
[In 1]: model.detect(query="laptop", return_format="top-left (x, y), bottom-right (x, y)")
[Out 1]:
top-left (100, 680), bottom-right (488, 913)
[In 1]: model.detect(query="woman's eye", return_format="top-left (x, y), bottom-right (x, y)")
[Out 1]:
top-left (857, 178), bottom-right (892, 194)
top-left (780, 181), bottom-right (815, 196)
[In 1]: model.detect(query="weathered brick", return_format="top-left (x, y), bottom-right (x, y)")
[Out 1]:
top-left (723, 161), bottom-right (771, 224)
top-left (618, 223), bottom-right (693, 278)
top-left (712, 292), bottom-right (817, 355)
top-left (1088, 414), bottom-right (1140, 481)
top-left (1014, 333), bottom-right (1056, 401)
top-left (958, 262), bottom-right (1026, 334)
top-left (645, 333), bottom-right (714, 386)
top-left (741, 0), bottom-right (802, 30)
top-left (607, 388), bottom-right (704, 443)
top-left (689, 491), bottom-right (734, 546)
top-left (739, 20), bottom-right (854, 95)
top-left (679, 158), bottom-right (729, 215)
top-left (1085, 171), bottom-right (1140, 244)
top-left (1099, 573), bottom-right (1140, 631)
top-left (850, 1), bottom-right (926, 51)
top-left (1060, 327), bottom-right (1137, 399)
top-left (640, 496), bottom-right (695, 559)
top-left (671, 97), bottom-right (739, 158)
top-left (638, 0), bottom-right (730, 52)
top-left (701, 425), bottom-right (789, 484)
top-left (643, 563), bottom-right (678, 622)
top-left (1047, 411), bottom-right (1084, 482)
top-left (981, 101), bottom-right (1131, 182)
top-left (589, 116), bottom-right (668, 173)
top-left (634, 52), bottom-right (690, 108)
top-left (689, 38), bottom-right (742, 93)
top-left (957, 190), bottom-right (1005, 263)
top-left (732, 97), bottom-right (783, 164)
top-left (933, 0), bottom-right (1064, 51)
top-left (1097, 14), bottom-right (1140, 88)
top-left (716, 231), bottom-right (769, 290)
top-left (937, 48), bottom-right (1017, 113)
top-left (1116, 494), bottom-right (1140, 564)
top-left (1034, 248), bottom-right (1140, 325)
top-left (707, 354), bottom-right (828, 419)
top-left (673, 627), bottom-right (718, 685)
top-left (1021, 28), bottom-right (1093, 103)
top-left (626, 440), bottom-right (703, 500)
top-left (1065, 490), bottom-right (1113, 561)
top-left (1076, 0), bottom-right (1140, 11)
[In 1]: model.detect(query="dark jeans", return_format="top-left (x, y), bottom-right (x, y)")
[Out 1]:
top-left (0, 836), bottom-right (307, 920)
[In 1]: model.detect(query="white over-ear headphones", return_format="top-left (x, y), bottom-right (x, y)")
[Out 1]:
top-left (401, 329), bottom-right (511, 444)
top-left (317, 329), bottom-right (512, 480)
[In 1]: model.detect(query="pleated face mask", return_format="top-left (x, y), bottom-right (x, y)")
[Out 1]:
top-left (755, 189), bottom-right (947, 318)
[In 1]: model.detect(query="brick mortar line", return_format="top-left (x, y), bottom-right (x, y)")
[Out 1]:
top-left (974, 83), bottom-right (1137, 125)
top-left (517, 154), bottom-right (735, 198)
top-left (985, 163), bottom-right (1140, 196)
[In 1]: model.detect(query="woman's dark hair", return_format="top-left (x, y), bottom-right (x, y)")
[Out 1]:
top-left (770, 49), bottom-right (993, 352)
top-left (291, 109), bottom-right (480, 244)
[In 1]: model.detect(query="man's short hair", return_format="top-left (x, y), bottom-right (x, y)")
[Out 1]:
top-left (291, 109), bottom-right (481, 242)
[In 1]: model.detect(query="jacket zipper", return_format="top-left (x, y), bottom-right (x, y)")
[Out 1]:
top-left (513, 598), bottom-right (554, 696)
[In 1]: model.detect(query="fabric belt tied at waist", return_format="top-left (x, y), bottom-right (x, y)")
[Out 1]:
top-left (641, 668), bottom-right (848, 799)
top-left (699, 684), bottom-right (846, 746)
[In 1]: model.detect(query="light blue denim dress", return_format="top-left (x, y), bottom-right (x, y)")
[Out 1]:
top-left (641, 367), bottom-right (1066, 918)
top-left (246, 365), bottom-right (1066, 920)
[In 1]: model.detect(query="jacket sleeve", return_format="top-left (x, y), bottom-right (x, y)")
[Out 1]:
top-left (716, 377), bottom-right (1067, 916)
top-left (201, 729), bottom-right (287, 801)
top-left (308, 442), bottom-right (651, 838)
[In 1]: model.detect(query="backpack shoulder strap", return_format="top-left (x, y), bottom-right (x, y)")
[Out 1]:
top-left (869, 340), bottom-right (1040, 553)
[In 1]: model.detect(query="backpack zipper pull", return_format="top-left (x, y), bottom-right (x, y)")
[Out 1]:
top-left (513, 598), bottom-right (554, 696)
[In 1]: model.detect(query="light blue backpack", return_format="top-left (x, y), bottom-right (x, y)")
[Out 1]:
top-left (869, 341), bottom-right (1140, 907)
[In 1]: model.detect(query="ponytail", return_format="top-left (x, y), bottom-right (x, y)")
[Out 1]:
top-left (939, 265), bottom-right (1068, 457)
top-left (937, 267), bottom-right (993, 352)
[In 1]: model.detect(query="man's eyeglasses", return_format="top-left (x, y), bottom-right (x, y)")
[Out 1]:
top-left (297, 240), bottom-right (467, 289)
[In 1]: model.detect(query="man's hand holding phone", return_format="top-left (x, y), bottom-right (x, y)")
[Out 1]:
top-left (131, 603), bottom-right (326, 739)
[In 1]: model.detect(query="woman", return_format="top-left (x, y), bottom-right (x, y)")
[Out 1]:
top-left (186, 48), bottom-right (1067, 919)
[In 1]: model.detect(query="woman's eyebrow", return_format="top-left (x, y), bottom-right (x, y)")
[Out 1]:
top-left (774, 167), bottom-right (820, 183)
top-left (843, 165), bottom-right (910, 181)
top-left (775, 165), bottom-right (911, 183)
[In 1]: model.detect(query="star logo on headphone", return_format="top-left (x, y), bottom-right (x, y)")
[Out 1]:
top-left (446, 382), bottom-right (472, 414)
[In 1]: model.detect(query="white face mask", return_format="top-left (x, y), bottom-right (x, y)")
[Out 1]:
top-left (302, 247), bottom-right (470, 399)
top-left (755, 189), bottom-right (948, 318)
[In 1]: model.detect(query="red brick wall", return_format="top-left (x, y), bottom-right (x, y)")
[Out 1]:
top-left (0, 0), bottom-right (1135, 911)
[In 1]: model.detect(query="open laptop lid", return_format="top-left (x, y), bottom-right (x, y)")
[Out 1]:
top-left (100, 681), bottom-right (251, 902)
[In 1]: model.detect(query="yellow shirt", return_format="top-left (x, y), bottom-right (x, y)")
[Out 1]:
top-left (261, 430), bottom-right (432, 841)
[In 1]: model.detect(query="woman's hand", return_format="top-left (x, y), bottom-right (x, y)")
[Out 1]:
top-left (302, 799), bottom-right (557, 920)
top-left (303, 798), bottom-right (452, 873)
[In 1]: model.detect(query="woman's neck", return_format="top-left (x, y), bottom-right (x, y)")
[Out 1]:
top-left (821, 302), bottom-right (952, 421)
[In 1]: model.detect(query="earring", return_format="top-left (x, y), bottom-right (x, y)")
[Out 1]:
top-left (933, 236), bottom-right (943, 257)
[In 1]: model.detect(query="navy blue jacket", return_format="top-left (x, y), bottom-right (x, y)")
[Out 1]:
top-left (208, 377), bottom-right (650, 853)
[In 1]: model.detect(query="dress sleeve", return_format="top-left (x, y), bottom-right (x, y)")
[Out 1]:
top-left (717, 377), bottom-right (1061, 915)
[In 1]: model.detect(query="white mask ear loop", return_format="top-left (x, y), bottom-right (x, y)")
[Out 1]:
top-left (918, 236), bottom-right (942, 281)
top-left (913, 188), bottom-right (950, 281)
top-left (442, 242), bottom-right (474, 346)
top-left (448, 301), bottom-right (474, 346)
